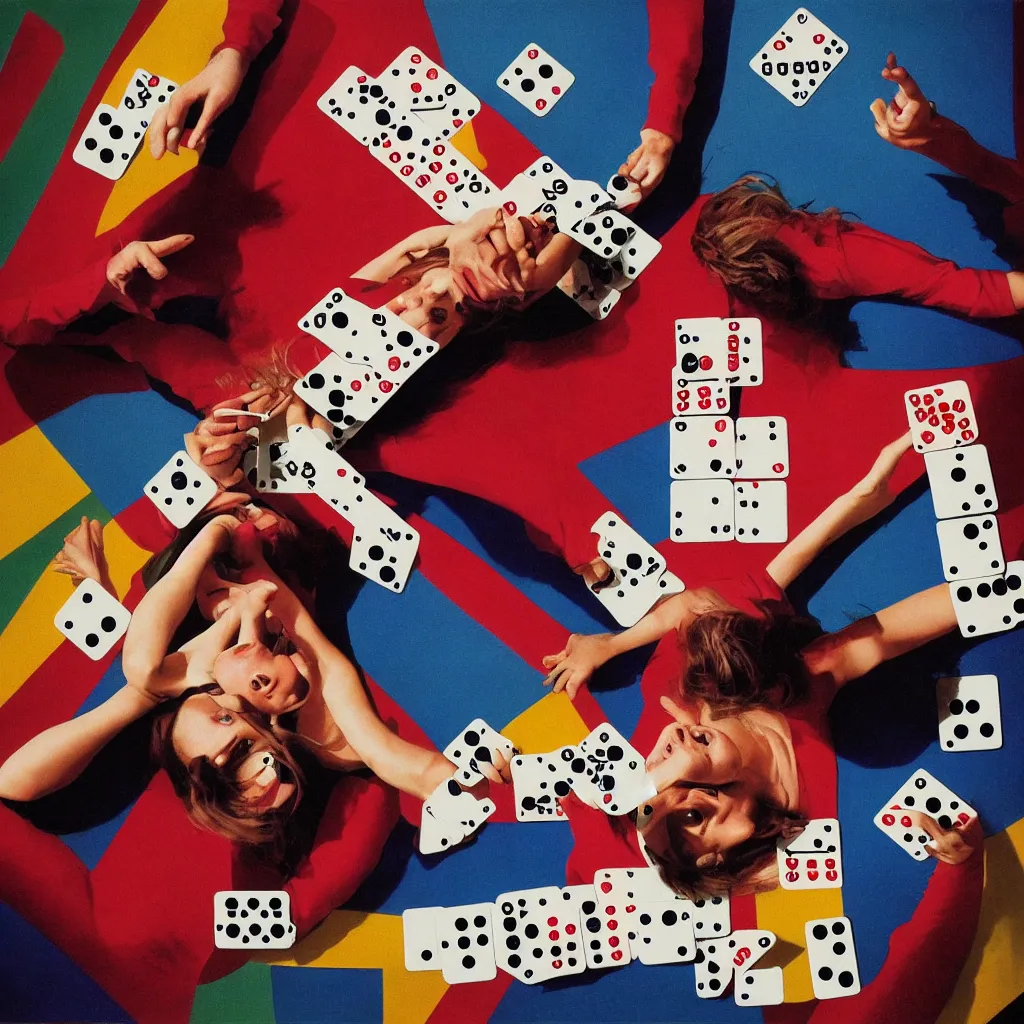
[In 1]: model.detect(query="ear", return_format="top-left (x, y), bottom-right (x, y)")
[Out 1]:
top-left (659, 694), bottom-right (700, 726)
top-left (695, 852), bottom-right (724, 869)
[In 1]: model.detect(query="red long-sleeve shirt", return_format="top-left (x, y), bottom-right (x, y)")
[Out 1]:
top-left (643, 0), bottom-right (704, 142)
top-left (563, 571), bottom-right (985, 1024)
top-left (212, 0), bottom-right (283, 65)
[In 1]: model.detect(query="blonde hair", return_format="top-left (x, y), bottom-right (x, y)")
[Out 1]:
top-left (692, 174), bottom-right (844, 320)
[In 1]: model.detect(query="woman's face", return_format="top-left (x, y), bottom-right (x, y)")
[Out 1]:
top-left (171, 692), bottom-right (297, 811)
top-left (639, 783), bottom-right (759, 870)
top-left (212, 639), bottom-right (310, 715)
top-left (638, 697), bottom-right (761, 866)
top-left (644, 713), bottom-right (748, 792)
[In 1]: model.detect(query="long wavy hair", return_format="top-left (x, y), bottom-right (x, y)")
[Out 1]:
top-left (149, 686), bottom-right (308, 866)
top-left (642, 599), bottom-right (824, 896)
top-left (683, 599), bottom-right (826, 712)
top-left (691, 174), bottom-right (846, 321)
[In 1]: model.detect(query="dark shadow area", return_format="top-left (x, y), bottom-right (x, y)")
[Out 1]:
top-left (931, 172), bottom-right (1023, 271)
top-left (632, 0), bottom-right (737, 239)
top-left (344, 818), bottom-right (426, 913)
top-left (359, 472), bottom-right (624, 630)
top-left (829, 630), bottom-right (964, 770)
top-left (196, 0), bottom-right (300, 169)
top-left (786, 477), bottom-right (930, 615)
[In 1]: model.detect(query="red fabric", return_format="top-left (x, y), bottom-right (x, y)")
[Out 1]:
top-left (778, 218), bottom-right (1016, 318)
top-left (564, 570), bottom-right (984, 1024)
top-left (211, 0), bottom-right (283, 65)
top-left (0, 13), bottom-right (64, 163)
top-left (2, 1), bottom-right (1020, 1020)
top-left (643, 0), bottom-right (703, 142)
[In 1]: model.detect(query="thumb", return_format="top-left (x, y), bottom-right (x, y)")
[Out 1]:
top-left (148, 233), bottom-right (195, 258)
top-left (869, 98), bottom-right (889, 134)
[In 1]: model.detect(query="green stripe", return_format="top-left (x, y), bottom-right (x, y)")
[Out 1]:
top-left (0, 492), bottom-right (110, 633)
top-left (190, 962), bottom-right (277, 1024)
top-left (0, 0), bottom-right (140, 265)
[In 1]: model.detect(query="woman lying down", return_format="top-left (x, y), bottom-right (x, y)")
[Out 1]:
top-left (0, 512), bottom-right (509, 865)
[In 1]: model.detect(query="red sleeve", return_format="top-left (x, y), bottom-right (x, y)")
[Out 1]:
top-left (212, 0), bottom-right (283, 65)
top-left (285, 774), bottom-right (399, 937)
top-left (563, 793), bottom-right (646, 885)
top-left (0, 257), bottom-right (137, 348)
top-left (777, 219), bottom-right (1017, 319)
top-left (643, 0), bottom-right (704, 142)
top-left (804, 854), bottom-right (984, 1024)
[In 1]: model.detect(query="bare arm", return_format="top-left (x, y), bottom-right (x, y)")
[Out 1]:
top-left (121, 516), bottom-right (236, 695)
top-left (523, 232), bottom-right (584, 303)
top-left (802, 583), bottom-right (958, 690)
top-left (0, 685), bottom-right (157, 801)
top-left (767, 433), bottom-right (914, 591)
top-left (353, 225), bottom-right (453, 282)
top-left (176, 604), bottom-right (242, 689)
top-left (542, 586), bottom-right (734, 699)
top-left (256, 569), bottom-right (456, 799)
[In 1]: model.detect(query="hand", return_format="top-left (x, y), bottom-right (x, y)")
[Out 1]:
top-left (185, 388), bottom-right (290, 489)
top-left (52, 517), bottom-right (116, 597)
top-left (149, 48), bottom-right (248, 159)
top-left (575, 556), bottom-right (612, 590)
top-left (870, 53), bottom-right (936, 150)
top-left (461, 749), bottom-right (514, 799)
top-left (542, 632), bottom-right (613, 699)
top-left (618, 129), bottom-right (676, 199)
top-left (907, 811), bottom-right (984, 865)
top-left (241, 579), bottom-right (278, 616)
top-left (106, 235), bottom-right (195, 298)
top-left (849, 431), bottom-right (914, 520)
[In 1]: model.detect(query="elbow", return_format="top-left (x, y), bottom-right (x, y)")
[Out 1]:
top-left (0, 760), bottom-right (43, 803)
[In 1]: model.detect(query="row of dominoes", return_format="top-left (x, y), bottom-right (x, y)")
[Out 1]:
top-left (905, 380), bottom-right (1024, 639)
top-left (669, 317), bottom-right (790, 544)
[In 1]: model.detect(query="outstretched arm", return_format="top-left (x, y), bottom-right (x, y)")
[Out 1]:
top-left (252, 568), bottom-right (458, 800)
top-left (0, 684), bottom-right (157, 801)
top-left (353, 225), bottom-right (454, 283)
top-left (542, 586), bottom-right (734, 699)
top-left (767, 432), bottom-right (914, 590)
top-left (870, 52), bottom-right (1024, 204)
top-left (801, 583), bottom-right (958, 690)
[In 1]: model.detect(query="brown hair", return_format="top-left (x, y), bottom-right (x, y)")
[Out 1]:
top-left (682, 600), bottom-right (825, 712)
top-left (691, 174), bottom-right (845, 321)
top-left (643, 794), bottom-right (807, 899)
top-left (149, 687), bottom-right (306, 863)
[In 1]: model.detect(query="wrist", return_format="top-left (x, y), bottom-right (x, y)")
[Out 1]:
top-left (211, 45), bottom-right (249, 74)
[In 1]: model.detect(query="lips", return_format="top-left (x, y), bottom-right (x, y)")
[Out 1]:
top-left (461, 266), bottom-right (482, 303)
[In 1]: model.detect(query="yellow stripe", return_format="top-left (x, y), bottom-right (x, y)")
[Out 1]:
top-left (502, 691), bottom-right (590, 752)
top-left (96, 0), bottom-right (228, 235)
top-left (754, 883), bottom-right (844, 1002)
top-left (261, 910), bottom-right (448, 1024)
top-left (451, 121), bottom-right (487, 170)
top-left (0, 519), bottom-right (150, 707)
top-left (0, 428), bottom-right (90, 561)
top-left (938, 816), bottom-right (1024, 1023)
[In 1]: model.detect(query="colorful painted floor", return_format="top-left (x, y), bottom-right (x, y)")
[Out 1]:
top-left (1, 1), bottom-right (1023, 1022)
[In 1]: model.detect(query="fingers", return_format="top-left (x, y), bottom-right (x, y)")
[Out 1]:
top-left (543, 665), bottom-right (568, 692)
top-left (622, 143), bottom-right (644, 177)
top-left (188, 97), bottom-right (222, 152)
top-left (565, 674), bottom-right (586, 701)
top-left (149, 104), bottom-right (170, 159)
top-left (869, 98), bottom-right (890, 136)
top-left (135, 246), bottom-right (169, 282)
top-left (541, 649), bottom-right (567, 669)
top-left (148, 233), bottom-right (195, 258)
top-left (892, 67), bottom-right (925, 102)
